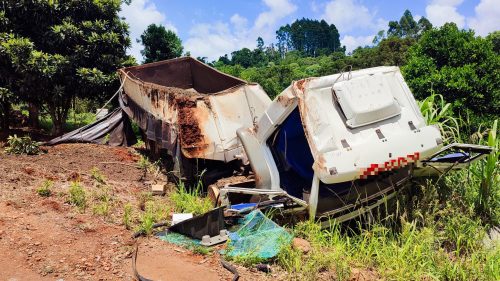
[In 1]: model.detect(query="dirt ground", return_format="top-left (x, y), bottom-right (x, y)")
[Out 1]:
top-left (0, 143), bottom-right (273, 281)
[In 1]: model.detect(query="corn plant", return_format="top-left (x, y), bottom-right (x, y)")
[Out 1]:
top-left (470, 120), bottom-right (499, 223)
top-left (418, 92), bottom-right (460, 143)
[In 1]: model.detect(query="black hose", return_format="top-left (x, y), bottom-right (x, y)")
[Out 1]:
top-left (221, 259), bottom-right (240, 281)
top-left (131, 221), bottom-right (169, 281)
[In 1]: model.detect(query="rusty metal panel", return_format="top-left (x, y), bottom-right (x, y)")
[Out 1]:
top-left (118, 57), bottom-right (271, 162)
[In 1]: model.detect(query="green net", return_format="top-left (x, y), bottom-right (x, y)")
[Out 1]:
top-left (158, 231), bottom-right (200, 248)
top-left (225, 210), bottom-right (292, 259)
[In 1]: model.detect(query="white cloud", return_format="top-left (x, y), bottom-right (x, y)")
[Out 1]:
top-left (321, 0), bottom-right (386, 33)
top-left (230, 14), bottom-right (248, 31)
top-left (425, 0), bottom-right (465, 28)
top-left (255, 0), bottom-right (297, 29)
top-left (120, 0), bottom-right (177, 62)
top-left (341, 35), bottom-right (374, 54)
top-left (185, 0), bottom-right (297, 60)
top-left (467, 0), bottom-right (500, 36)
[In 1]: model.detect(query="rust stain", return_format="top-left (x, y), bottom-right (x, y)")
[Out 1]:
top-left (277, 95), bottom-right (295, 107)
top-left (296, 79), bottom-right (307, 91)
top-left (176, 96), bottom-right (211, 158)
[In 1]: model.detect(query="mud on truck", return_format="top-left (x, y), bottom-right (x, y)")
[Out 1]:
top-left (117, 57), bottom-right (492, 225)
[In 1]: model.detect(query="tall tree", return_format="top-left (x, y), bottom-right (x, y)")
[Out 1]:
top-left (388, 10), bottom-right (432, 38)
top-left (276, 18), bottom-right (342, 57)
top-left (139, 24), bottom-right (183, 63)
top-left (1, 0), bottom-right (134, 135)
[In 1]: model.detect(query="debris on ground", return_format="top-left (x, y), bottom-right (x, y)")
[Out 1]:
top-left (225, 210), bottom-right (293, 260)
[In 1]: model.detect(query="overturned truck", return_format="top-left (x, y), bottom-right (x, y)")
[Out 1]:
top-left (118, 57), bottom-right (492, 223)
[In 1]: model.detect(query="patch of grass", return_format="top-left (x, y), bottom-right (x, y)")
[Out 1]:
top-left (90, 167), bottom-right (106, 185)
top-left (36, 180), bottom-right (53, 197)
top-left (192, 245), bottom-right (211, 256)
top-left (136, 200), bottom-right (169, 235)
top-left (137, 191), bottom-right (153, 211)
top-left (123, 203), bottom-right (133, 230)
top-left (68, 181), bottom-right (87, 212)
top-left (5, 135), bottom-right (40, 155)
top-left (275, 218), bottom-right (500, 281)
top-left (137, 201), bottom-right (155, 235)
top-left (170, 180), bottom-right (212, 215)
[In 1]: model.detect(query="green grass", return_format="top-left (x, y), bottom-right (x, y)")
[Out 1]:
top-left (276, 218), bottom-right (499, 281)
top-left (170, 180), bottom-right (213, 215)
top-left (40, 110), bottom-right (96, 134)
top-left (68, 181), bottom-right (87, 212)
top-left (91, 185), bottom-right (113, 218)
top-left (136, 201), bottom-right (169, 235)
top-left (123, 203), bottom-right (133, 229)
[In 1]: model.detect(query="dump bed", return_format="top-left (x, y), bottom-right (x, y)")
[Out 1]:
top-left (118, 57), bottom-right (271, 161)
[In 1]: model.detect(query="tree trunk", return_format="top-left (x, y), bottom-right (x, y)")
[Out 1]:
top-left (28, 102), bottom-right (40, 129)
top-left (48, 99), bottom-right (70, 136)
top-left (0, 100), bottom-right (11, 133)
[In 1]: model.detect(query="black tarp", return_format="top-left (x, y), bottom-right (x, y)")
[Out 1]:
top-left (45, 107), bottom-right (137, 147)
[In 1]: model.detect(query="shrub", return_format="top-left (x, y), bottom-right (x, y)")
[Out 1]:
top-left (5, 135), bottom-right (40, 155)
top-left (68, 181), bottom-right (87, 211)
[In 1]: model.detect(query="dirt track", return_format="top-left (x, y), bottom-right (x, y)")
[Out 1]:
top-left (0, 143), bottom-right (271, 280)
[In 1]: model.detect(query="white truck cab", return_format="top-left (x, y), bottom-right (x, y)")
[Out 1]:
top-left (225, 66), bottom-right (491, 222)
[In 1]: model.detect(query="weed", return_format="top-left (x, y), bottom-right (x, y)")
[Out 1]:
top-left (36, 180), bottom-right (53, 197)
top-left (91, 185), bottom-right (113, 218)
top-left (170, 180), bottom-right (212, 215)
top-left (68, 181), bottom-right (87, 211)
top-left (137, 201), bottom-right (156, 235)
top-left (137, 191), bottom-right (153, 211)
top-left (132, 139), bottom-right (145, 148)
top-left (123, 203), bottom-right (133, 229)
top-left (90, 167), bottom-right (106, 185)
top-left (102, 134), bottom-right (110, 144)
top-left (5, 135), bottom-right (40, 155)
top-left (136, 200), bottom-right (169, 235)
top-left (192, 245), bottom-right (211, 256)
top-left (92, 201), bottom-right (111, 217)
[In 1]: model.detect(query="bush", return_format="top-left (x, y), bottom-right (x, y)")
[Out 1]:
top-left (5, 135), bottom-right (40, 155)
top-left (68, 181), bottom-right (87, 211)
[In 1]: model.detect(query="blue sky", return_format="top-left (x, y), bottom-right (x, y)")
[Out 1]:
top-left (120, 0), bottom-right (499, 61)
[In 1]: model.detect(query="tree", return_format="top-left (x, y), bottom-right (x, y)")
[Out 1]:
top-left (388, 10), bottom-right (432, 38)
top-left (276, 19), bottom-right (343, 57)
top-left (139, 24), bottom-right (183, 63)
top-left (1, 0), bottom-right (134, 135)
top-left (256, 37), bottom-right (264, 51)
top-left (231, 48), bottom-right (254, 68)
top-left (403, 23), bottom-right (499, 121)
